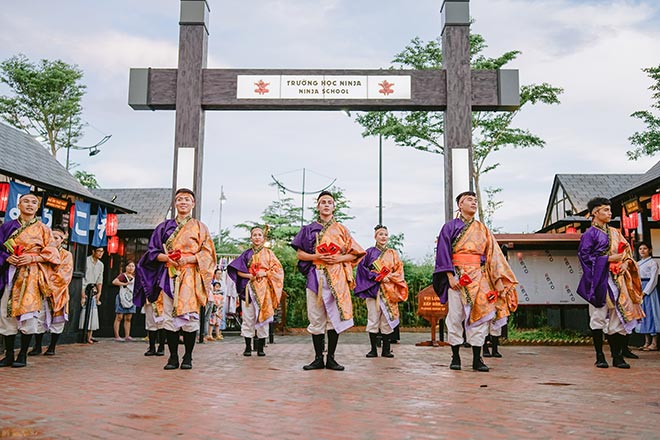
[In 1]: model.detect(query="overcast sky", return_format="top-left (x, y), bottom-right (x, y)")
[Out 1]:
top-left (1, 0), bottom-right (659, 261)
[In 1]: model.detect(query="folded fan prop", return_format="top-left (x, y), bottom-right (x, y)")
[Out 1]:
top-left (372, 259), bottom-right (391, 282)
top-left (316, 242), bottom-right (340, 256)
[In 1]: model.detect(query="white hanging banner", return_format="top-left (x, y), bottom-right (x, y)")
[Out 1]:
top-left (237, 75), bottom-right (411, 100)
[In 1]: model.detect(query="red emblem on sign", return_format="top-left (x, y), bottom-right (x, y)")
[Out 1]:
top-left (378, 80), bottom-right (394, 96)
top-left (254, 80), bottom-right (270, 95)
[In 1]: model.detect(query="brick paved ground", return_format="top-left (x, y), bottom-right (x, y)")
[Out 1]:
top-left (1, 333), bottom-right (659, 440)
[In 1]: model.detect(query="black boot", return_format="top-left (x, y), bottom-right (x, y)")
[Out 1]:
top-left (180, 331), bottom-right (196, 370)
top-left (257, 338), bottom-right (266, 357)
top-left (28, 333), bottom-right (43, 356)
top-left (472, 345), bottom-right (489, 372)
top-left (450, 345), bottom-right (461, 370)
top-left (366, 332), bottom-right (378, 358)
top-left (325, 329), bottom-right (344, 371)
top-left (482, 335), bottom-right (492, 358)
top-left (592, 329), bottom-right (608, 368)
top-left (303, 334), bottom-right (325, 370)
top-left (144, 330), bottom-right (157, 356)
top-left (156, 329), bottom-right (165, 356)
top-left (0, 334), bottom-right (15, 367)
top-left (382, 337), bottom-right (394, 358)
top-left (610, 333), bottom-right (630, 369)
top-left (491, 336), bottom-right (502, 358)
top-left (621, 334), bottom-right (638, 359)
top-left (243, 337), bottom-right (252, 356)
top-left (12, 333), bottom-right (33, 368)
top-left (163, 330), bottom-right (180, 370)
top-left (44, 333), bottom-right (59, 356)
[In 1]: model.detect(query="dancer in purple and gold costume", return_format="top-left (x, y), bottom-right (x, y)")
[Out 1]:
top-left (433, 191), bottom-right (518, 372)
top-left (134, 188), bottom-right (216, 371)
top-left (577, 197), bottom-right (644, 369)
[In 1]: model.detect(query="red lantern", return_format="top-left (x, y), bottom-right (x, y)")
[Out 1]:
top-left (0, 182), bottom-right (9, 212)
top-left (107, 236), bottom-right (120, 255)
top-left (106, 213), bottom-right (118, 237)
top-left (621, 209), bottom-right (638, 230)
top-left (565, 226), bottom-right (577, 234)
top-left (652, 193), bottom-right (660, 222)
top-left (118, 239), bottom-right (125, 257)
top-left (69, 204), bottom-right (76, 229)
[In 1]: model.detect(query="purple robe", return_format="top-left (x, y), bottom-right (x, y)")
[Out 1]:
top-left (227, 248), bottom-right (254, 301)
top-left (133, 219), bottom-right (177, 307)
top-left (354, 246), bottom-right (383, 299)
top-left (432, 218), bottom-right (466, 304)
top-left (577, 226), bottom-right (611, 308)
top-left (0, 219), bottom-right (21, 297)
top-left (290, 222), bottom-right (323, 293)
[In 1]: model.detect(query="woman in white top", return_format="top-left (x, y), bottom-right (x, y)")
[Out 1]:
top-left (636, 242), bottom-right (659, 351)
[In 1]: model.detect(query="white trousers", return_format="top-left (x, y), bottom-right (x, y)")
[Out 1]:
top-left (306, 289), bottom-right (334, 334)
top-left (162, 292), bottom-right (199, 332)
top-left (446, 288), bottom-right (489, 346)
top-left (0, 287), bottom-right (18, 336)
top-left (365, 298), bottom-right (393, 334)
top-left (241, 299), bottom-right (269, 339)
top-left (143, 303), bottom-right (164, 331)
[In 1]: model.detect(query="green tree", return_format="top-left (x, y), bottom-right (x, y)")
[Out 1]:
top-left (352, 35), bottom-right (563, 222)
top-left (73, 170), bottom-right (100, 189)
top-left (306, 185), bottom-right (355, 223)
top-left (0, 54), bottom-right (85, 158)
top-left (213, 229), bottom-right (242, 256)
top-left (628, 64), bottom-right (660, 160)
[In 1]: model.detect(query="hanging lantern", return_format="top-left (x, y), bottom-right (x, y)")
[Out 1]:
top-left (0, 182), bottom-right (9, 212)
top-left (107, 236), bottom-right (120, 254)
top-left (621, 209), bottom-right (638, 230)
top-left (565, 226), bottom-right (577, 234)
top-left (118, 239), bottom-right (125, 257)
top-left (652, 193), bottom-right (660, 222)
top-left (69, 204), bottom-right (76, 229)
top-left (106, 213), bottom-right (118, 236)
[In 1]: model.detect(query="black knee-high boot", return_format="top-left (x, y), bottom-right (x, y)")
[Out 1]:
top-left (303, 334), bottom-right (325, 370)
top-left (156, 329), bottom-right (165, 355)
top-left (610, 333), bottom-right (630, 369)
top-left (450, 344), bottom-right (461, 370)
top-left (145, 331), bottom-right (157, 356)
top-left (483, 335), bottom-right (492, 358)
top-left (491, 336), bottom-right (502, 358)
top-left (163, 330), bottom-right (180, 370)
top-left (12, 333), bottom-right (33, 368)
top-left (243, 337), bottom-right (252, 356)
top-left (44, 333), bottom-right (59, 356)
top-left (382, 337), bottom-right (394, 358)
top-left (621, 334), bottom-right (638, 359)
top-left (325, 330), bottom-right (344, 371)
top-left (366, 332), bottom-right (378, 358)
top-left (472, 345), bottom-right (489, 372)
top-left (28, 333), bottom-right (43, 356)
top-left (257, 338), bottom-right (266, 357)
top-left (593, 329), bottom-right (608, 368)
top-left (0, 334), bottom-right (15, 367)
top-left (180, 331), bottom-right (196, 370)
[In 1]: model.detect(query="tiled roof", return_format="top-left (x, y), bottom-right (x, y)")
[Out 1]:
top-left (623, 159), bottom-right (660, 193)
top-left (92, 188), bottom-right (171, 231)
top-left (557, 174), bottom-right (642, 213)
top-left (0, 122), bottom-right (132, 212)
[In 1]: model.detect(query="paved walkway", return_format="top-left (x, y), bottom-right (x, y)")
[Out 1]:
top-left (1, 333), bottom-right (659, 439)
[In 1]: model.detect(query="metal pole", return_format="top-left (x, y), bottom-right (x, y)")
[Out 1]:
top-left (301, 168), bottom-right (306, 227)
top-left (218, 185), bottom-right (224, 241)
top-left (378, 132), bottom-right (383, 225)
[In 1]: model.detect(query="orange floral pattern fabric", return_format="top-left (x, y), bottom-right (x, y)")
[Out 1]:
top-left (249, 248), bottom-right (284, 324)
top-left (314, 221), bottom-right (365, 321)
top-left (453, 220), bottom-right (518, 326)
top-left (167, 218), bottom-right (216, 316)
